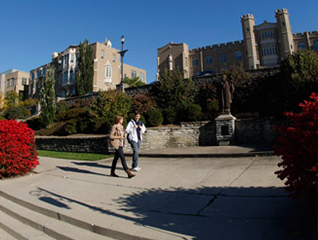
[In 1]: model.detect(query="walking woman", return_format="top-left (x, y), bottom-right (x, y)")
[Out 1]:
top-left (109, 115), bottom-right (135, 178)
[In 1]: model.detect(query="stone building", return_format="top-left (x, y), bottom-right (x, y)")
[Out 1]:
top-left (29, 38), bottom-right (147, 99)
top-left (157, 8), bottom-right (318, 79)
top-left (0, 69), bottom-right (29, 106)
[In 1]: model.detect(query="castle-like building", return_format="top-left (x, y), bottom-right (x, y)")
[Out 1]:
top-left (157, 9), bottom-right (318, 79)
top-left (29, 39), bottom-right (147, 99)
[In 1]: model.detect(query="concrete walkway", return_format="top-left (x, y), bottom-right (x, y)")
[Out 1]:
top-left (0, 145), bottom-right (315, 240)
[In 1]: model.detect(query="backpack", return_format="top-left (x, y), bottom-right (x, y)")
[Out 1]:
top-left (127, 133), bottom-right (131, 144)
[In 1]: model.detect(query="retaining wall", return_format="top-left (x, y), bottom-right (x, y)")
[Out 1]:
top-left (35, 117), bottom-right (285, 153)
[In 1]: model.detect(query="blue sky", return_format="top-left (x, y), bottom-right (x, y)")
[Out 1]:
top-left (1, 0), bottom-right (317, 83)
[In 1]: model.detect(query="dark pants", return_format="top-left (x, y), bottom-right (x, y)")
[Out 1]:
top-left (111, 147), bottom-right (128, 172)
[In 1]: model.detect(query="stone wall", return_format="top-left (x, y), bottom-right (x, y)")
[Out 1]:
top-left (233, 117), bottom-right (285, 145)
top-left (35, 118), bottom-right (285, 153)
top-left (35, 135), bottom-right (112, 154)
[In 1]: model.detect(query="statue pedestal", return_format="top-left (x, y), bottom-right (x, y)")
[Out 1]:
top-left (215, 113), bottom-right (236, 146)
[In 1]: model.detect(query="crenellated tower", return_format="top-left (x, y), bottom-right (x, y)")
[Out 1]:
top-left (275, 8), bottom-right (294, 58)
top-left (241, 14), bottom-right (259, 70)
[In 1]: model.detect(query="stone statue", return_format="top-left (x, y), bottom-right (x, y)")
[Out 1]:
top-left (221, 75), bottom-right (235, 114)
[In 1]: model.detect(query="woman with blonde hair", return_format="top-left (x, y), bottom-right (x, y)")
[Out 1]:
top-left (109, 115), bottom-right (135, 178)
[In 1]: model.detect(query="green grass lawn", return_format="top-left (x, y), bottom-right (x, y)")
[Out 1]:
top-left (38, 150), bottom-right (113, 161)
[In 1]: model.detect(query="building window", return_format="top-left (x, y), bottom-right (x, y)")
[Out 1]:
top-left (71, 53), bottom-right (74, 62)
top-left (205, 55), bottom-right (213, 65)
top-left (36, 70), bottom-right (41, 78)
top-left (140, 72), bottom-right (145, 82)
top-left (297, 42), bottom-right (306, 50)
top-left (192, 58), bottom-right (199, 67)
top-left (113, 54), bottom-right (116, 62)
top-left (313, 41), bottom-right (318, 52)
top-left (101, 50), bottom-right (104, 59)
top-left (70, 68), bottom-right (74, 82)
top-left (263, 59), bottom-right (278, 66)
top-left (234, 51), bottom-right (242, 61)
top-left (31, 72), bottom-right (34, 81)
top-left (262, 44), bottom-right (277, 56)
top-left (105, 64), bottom-right (112, 78)
top-left (6, 80), bottom-right (10, 87)
top-left (43, 68), bottom-right (46, 75)
top-left (64, 73), bottom-right (67, 84)
top-left (131, 70), bottom-right (137, 78)
top-left (220, 53), bottom-right (227, 62)
top-left (10, 78), bottom-right (14, 87)
top-left (22, 78), bottom-right (27, 85)
top-left (261, 30), bottom-right (274, 39)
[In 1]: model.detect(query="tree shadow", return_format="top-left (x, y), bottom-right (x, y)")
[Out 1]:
top-left (114, 186), bottom-right (316, 240)
top-left (30, 185), bottom-right (316, 240)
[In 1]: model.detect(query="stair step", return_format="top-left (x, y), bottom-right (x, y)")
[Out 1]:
top-left (0, 194), bottom-right (114, 240)
top-left (0, 210), bottom-right (55, 240)
top-left (0, 226), bottom-right (19, 240)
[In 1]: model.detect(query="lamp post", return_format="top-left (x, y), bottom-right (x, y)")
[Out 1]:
top-left (119, 35), bottom-right (128, 92)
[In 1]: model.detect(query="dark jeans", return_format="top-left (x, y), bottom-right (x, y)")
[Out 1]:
top-left (111, 147), bottom-right (128, 172)
top-left (130, 140), bottom-right (141, 168)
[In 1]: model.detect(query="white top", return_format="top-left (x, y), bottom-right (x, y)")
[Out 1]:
top-left (125, 119), bottom-right (146, 143)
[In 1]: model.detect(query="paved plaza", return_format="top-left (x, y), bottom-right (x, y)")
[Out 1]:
top-left (0, 145), bottom-right (315, 240)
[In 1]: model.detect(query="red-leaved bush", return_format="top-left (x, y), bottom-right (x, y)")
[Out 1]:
top-left (274, 93), bottom-right (318, 202)
top-left (0, 119), bottom-right (39, 178)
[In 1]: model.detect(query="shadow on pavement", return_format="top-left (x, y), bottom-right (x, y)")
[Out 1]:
top-left (114, 186), bottom-right (315, 240)
top-left (31, 185), bottom-right (315, 240)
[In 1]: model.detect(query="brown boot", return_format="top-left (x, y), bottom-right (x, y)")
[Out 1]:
top-left (125, 169), bottom-right (135, 178)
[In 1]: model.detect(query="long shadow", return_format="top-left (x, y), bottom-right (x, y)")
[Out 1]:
top-left (56, 166), bottom-right (109, 177)
top-left (71, 162), bottom-right (111, 169)
top-left (113, 186), bottom-right (316, 240)
top-left (35, 187), bottom-right (138, 222)
top-left (32, 185), bottom-right (316, 240)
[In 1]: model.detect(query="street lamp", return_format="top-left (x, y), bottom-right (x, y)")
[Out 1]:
top-left (119, 35), bottom-right (128, 92)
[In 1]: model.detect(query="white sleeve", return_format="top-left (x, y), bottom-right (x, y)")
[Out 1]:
top-left (125, 121), bottom-right (133, 134)
top-left (141, 124), bottom-right (146, 134)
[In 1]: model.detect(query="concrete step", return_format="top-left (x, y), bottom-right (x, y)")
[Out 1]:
top-left (0, 210), bottom-right (55, 240)
top-left (0, 226), bottom-right (19, 240)
top-left (0, 194), bottom-right (114, 240)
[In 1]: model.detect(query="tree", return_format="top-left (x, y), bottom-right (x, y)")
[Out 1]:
top-left (279, 49), bottom-right (318, 113)
top-left (40, 65), bottom-right (56, 127)
top-left (130, 93), bottom-right (157, 114)
top-left (124, 77), bottom-right (146, 87)
top-left (76, 39), bottom-right (94, 96)
top-left (4, 91), bottom-right (21, 108)
top-left (153, 69), bottom-right (196, 122)
top-left (89, 90), bottom-right (131, 132)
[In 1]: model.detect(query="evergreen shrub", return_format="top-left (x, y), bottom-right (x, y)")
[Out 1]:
top-left (145, 109), bottom-right (163, 127)
top-left (163, 108), bottom-right (177, 124)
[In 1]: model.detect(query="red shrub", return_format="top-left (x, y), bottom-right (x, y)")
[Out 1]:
top-left (274, 93), bottom-right (318, 202)
top-left (0, 119), bottom-right (39, 178)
